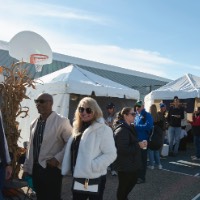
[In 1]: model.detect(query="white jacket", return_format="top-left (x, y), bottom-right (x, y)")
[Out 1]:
top-left (61, 118), bottom-right (117, 179)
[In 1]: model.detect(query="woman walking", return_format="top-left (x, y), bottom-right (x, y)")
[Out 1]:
top-left (113, 107), bottom-right (142, 200)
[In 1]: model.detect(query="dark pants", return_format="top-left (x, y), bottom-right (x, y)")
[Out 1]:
top-left (0, 164), bottom-right (5, 200)
top-left (138, 149), bottom-right (147, 181)
top-left (72, 175), bottom-right (106, 200)
top-left (117, 171), bottom-right (138, 200)
top-left (109, 162), bottom-right (114, 170)
top-left (32, 163), bottom-right (62, 200)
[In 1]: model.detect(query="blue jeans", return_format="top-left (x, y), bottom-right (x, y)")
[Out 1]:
top-left (168, 126), bottom-right (181, 154)
top-left (0, 164), bottom-right (5, 200)
top-left (194, 135), bottom-right (200, 158)
top-left (148, 149), bottom-right (161, 166)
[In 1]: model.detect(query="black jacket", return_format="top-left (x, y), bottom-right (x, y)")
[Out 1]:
top-left (167, 106), bottom-right (184, 127)
top-left (113, 122), bottom-right (142, 172)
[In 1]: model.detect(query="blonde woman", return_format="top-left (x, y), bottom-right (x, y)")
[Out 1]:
top-left (62, 97), bottom-right (117, 200)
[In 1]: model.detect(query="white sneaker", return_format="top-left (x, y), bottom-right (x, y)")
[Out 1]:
top-left (111, 170), bottom-right (118, 176)
top-left (148, 165), bottom-right (154, 170)
top-left (191, 155), bottom-right (196, 159)
top-left (158, 164), bottom-right (162, 169)
top-left (191, 156), bottom-right (200, 161)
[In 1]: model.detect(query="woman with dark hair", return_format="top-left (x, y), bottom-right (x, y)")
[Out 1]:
top-left (113, 107), bottom-right (142, 200)
top-left (62, 97), bottom-right (116, 200)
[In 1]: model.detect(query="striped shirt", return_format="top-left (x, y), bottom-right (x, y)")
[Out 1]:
top-left (33, 118), bottom-right (46, 163)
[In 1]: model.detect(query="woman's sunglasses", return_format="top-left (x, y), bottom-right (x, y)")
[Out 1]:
top-left (78, 107), bottom-right (93, 114)
top-left (129, 112), bottom-right (136, 116)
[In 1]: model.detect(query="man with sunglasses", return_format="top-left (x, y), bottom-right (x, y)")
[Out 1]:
top-left (22, 93), bottom-right (72, 200)
top-left (105, 103), bottom-right (116, 128)
top-left (134, 100), bottom-right (153, 184)
top-left (105, 103), bottom-right (118, 176)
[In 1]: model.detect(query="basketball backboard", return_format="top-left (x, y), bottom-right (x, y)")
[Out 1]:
top-left (9, 31), bottom-right (52, 72)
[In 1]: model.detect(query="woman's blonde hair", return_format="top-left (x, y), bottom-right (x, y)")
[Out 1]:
top-left (72, 97), bottom-right (103, 136)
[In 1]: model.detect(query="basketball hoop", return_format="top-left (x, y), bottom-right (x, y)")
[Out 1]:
top-left (30, 54), bottom-right (49, 72)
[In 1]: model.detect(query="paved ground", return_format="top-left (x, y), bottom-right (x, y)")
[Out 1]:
top-left (61, 169), bottom-right (200, 200)
top-left (6, 143), bottom-right (199, 200)
top-left (61, 143), bottom-right (200, 200)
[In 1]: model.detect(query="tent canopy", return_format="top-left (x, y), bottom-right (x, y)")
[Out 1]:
top-left (35, 64), bottom-right (140, 99)
top-left (144, 73), bottom-right (200, 110)
top-left (17, 64), bottom-right (139, 146)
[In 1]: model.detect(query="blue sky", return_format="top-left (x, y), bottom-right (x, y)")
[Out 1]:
top-left (0, 0), bottom-right (200, 80)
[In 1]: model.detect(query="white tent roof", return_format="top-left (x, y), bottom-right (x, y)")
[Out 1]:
top-left (17, 65), bottom-right (139, 146)
top-left (144, 73), bottom-right (200, 110)
top-left (35, 64), bottom-right (140, 99)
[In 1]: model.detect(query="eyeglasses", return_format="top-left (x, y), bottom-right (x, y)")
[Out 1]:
top-left (34, 99), bottom-right (50, 104)
top-left (129, 112), bottom-right (136, 116)
top-left (78, 107), bottom-right (93, 114)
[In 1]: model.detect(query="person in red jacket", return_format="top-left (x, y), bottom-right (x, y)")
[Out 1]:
top-left (188, 107), bottom-right (200, 160)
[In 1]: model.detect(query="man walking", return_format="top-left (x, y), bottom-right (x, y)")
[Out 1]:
top-left (22, 93), bottom-right (72, 200)
top-left (167, 96), bottom-right (184, 157)
top-left (105, 102), bottom-right (118, 176)
top-left (134, 100), bottom-right (153, 184)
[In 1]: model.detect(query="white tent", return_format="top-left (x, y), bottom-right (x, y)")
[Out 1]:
top-left (17, 64), bottom-right (139, 145)
top-left (35, 64), bottom-right (140, 99)
top-left (144, 73), bottom-right (200, 111)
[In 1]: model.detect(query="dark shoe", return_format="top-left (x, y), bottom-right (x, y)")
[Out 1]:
top-left (137, 178), bottom-right (145, 184)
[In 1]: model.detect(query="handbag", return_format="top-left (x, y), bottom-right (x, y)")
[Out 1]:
top-left (72, 177), bottom-right (101, 194)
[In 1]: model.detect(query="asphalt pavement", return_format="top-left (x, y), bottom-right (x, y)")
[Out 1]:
top-left (61, 142), bottom-right (200, 200)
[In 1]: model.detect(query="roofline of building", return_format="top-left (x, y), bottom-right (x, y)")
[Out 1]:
top-left (0, 40), bottom-right (171, 82)
top-left (0, 40), bottom-right (9, 51)
top-left (53, 52), bottom-right (171, 82)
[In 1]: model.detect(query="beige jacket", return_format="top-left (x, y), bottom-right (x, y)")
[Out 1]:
top-left (23, 111), bottom-right (72, 174)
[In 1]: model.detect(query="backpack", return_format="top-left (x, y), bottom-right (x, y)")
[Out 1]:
top-left (148, 125), bottom-right (163, 150)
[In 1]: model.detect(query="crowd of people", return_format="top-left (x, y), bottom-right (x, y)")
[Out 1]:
top-left (0, 93), bottom-right (199, 200)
